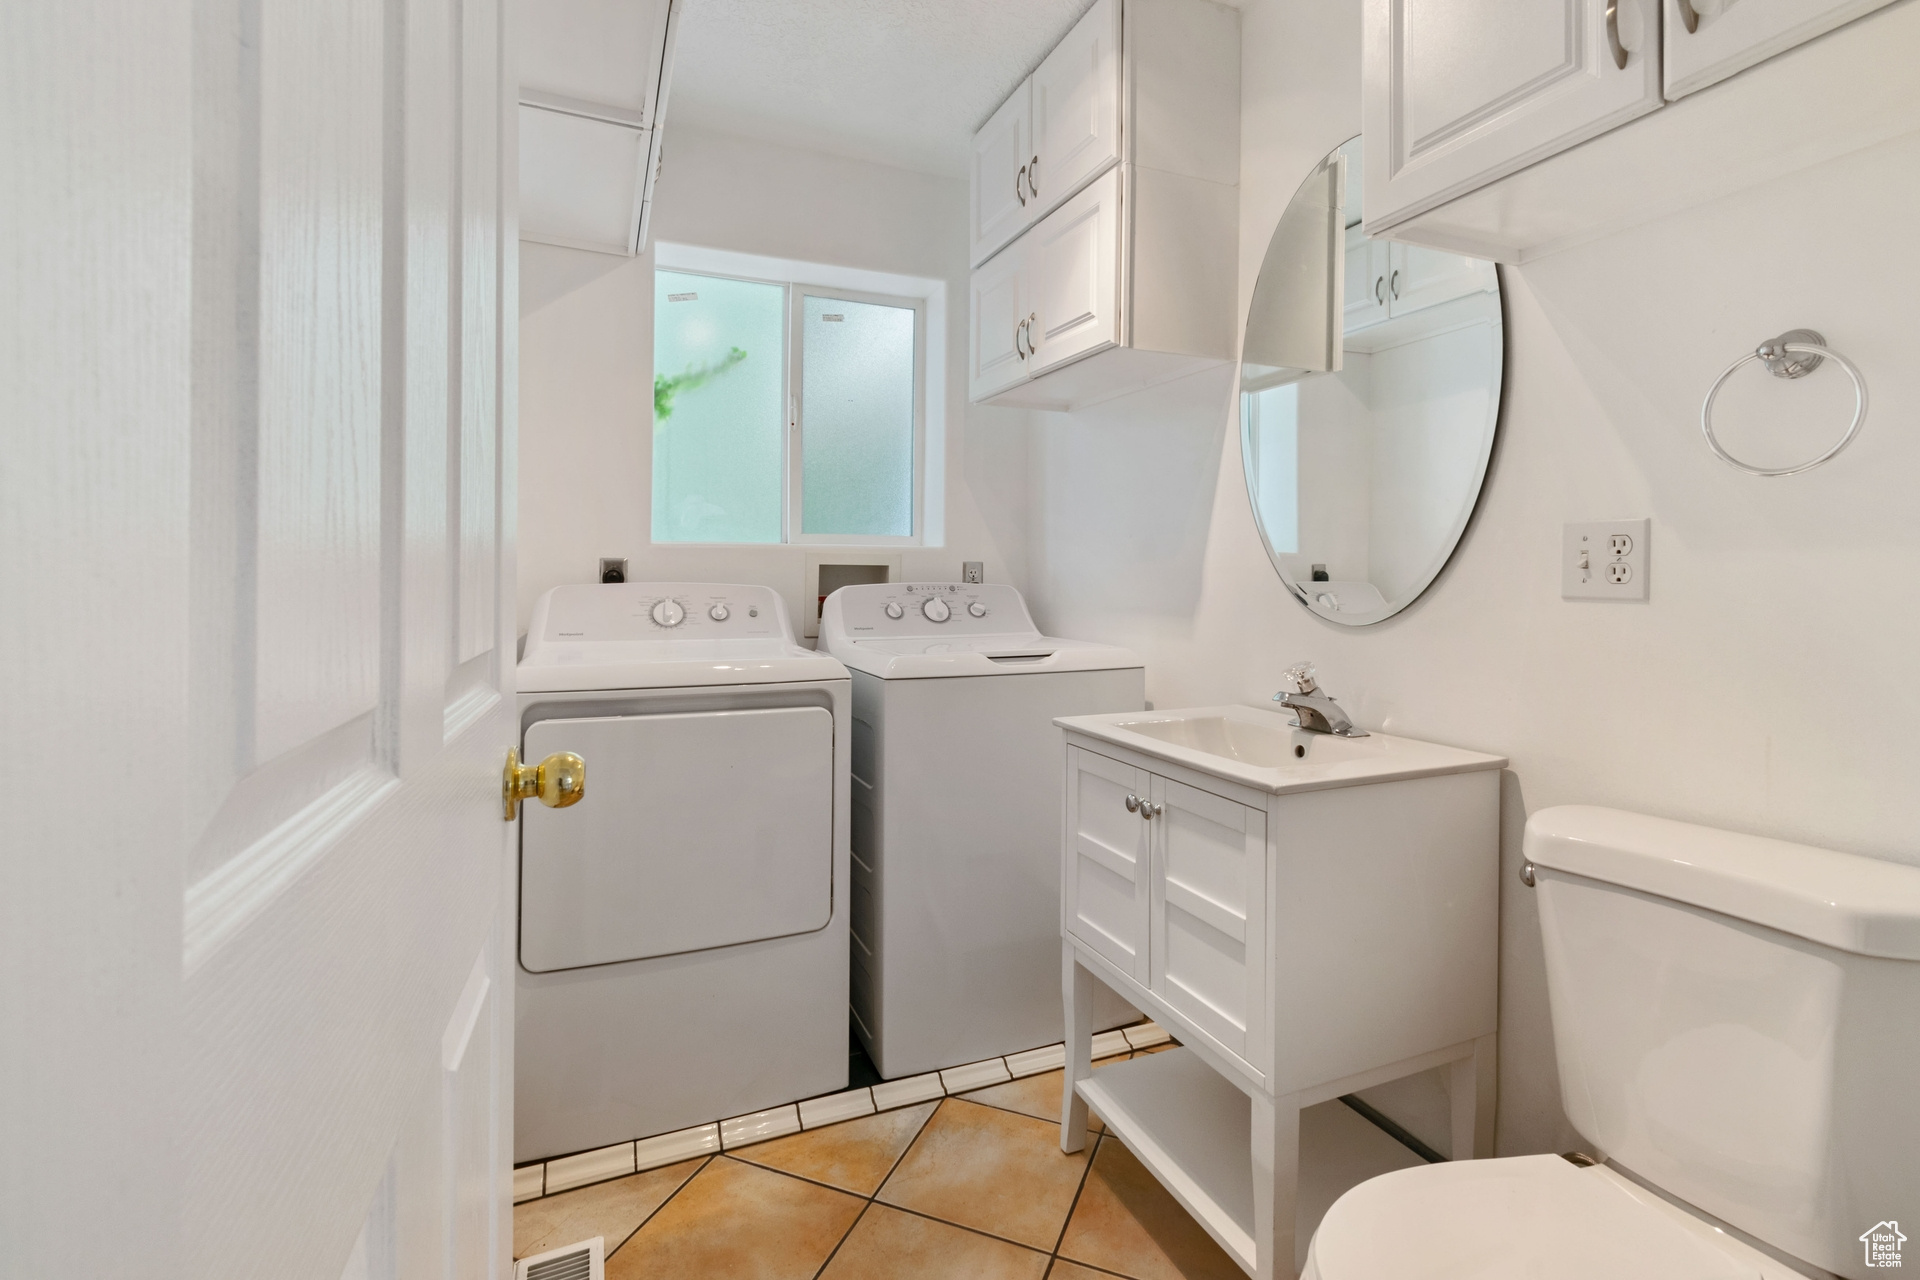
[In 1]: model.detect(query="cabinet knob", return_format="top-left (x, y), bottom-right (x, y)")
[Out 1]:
top-left (1125, 794), bottom-right (1140, 812)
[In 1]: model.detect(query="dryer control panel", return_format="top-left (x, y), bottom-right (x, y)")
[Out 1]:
top-left (535, 582), bottom-right (791, 642)
top-left (825, 582), bottom-right (1037, 638)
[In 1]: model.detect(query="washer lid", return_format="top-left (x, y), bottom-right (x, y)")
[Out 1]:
top-left (819, 582), bottom-right (1141, 679)
top-left (519, 582), bottom-right (846, 692)
top-left (1310, 1157), bottom-right (1790, 1280)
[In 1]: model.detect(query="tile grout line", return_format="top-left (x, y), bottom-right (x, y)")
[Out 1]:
top-left (1046, 1126), bottom-right (1106, 1269)
top-left (807, 1096), bottom-right (942, 1279)
top-left (601, 1154), bottom-right (714, 1263)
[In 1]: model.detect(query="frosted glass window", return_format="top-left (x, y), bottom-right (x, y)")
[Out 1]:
top-left (652, 270), bottom-right (786, 543)
top-left (799, 295), bottom-right (915, 538)
top-left (1245, 385), bottom-right (1300, 553)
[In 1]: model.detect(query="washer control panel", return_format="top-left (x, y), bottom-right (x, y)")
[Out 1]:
top-left (538, 582), bottom-right (789, 642)
top-left (828, 582), bottom-right (1037, 638)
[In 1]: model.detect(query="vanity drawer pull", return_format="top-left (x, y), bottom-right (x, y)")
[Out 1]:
top-left (1125, 794), bottom-right (1140, 812)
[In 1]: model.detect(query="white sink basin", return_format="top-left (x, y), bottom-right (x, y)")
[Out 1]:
top-left (1056, 704), bottom-right (1504, 794)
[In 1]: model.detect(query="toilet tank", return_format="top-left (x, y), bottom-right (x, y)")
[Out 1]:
top-left (1525, 806), bottom-right (1920, 1280)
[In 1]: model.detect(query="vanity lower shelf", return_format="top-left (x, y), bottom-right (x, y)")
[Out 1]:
top-left (1077, 1047), bottom-right (1256, 1271)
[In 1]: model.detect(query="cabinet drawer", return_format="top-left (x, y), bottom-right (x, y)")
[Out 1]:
top-left (1149, 777), bottom-right (1266, 1060)
top-left (1065, 747), bottom-right (1150, 982)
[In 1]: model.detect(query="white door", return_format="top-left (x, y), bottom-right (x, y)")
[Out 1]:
top-left (969, 80), bottom-right (1034, 267)
top-left (1148, 778), bottom-right (1266, 1064)
top-left (1031, 0), bottom-right (1121, 220)
top-left (1662, 0), bottom-right (1897, 98)
top-left (1064, 748), bottom-right (1152, 982)
top-left (1028, 166), bottom-right (1123, 375)
top-left (1343, 225), bottom-right (1391, 333)
top-left (969, 235), bottom-right (1033, 400)
top-left (1361, 0), bottom-right (1664, 231)
top-left (1, 3), bottom-right (535, 1279)
top-left (1386, 241), bottom-right (1498, 316)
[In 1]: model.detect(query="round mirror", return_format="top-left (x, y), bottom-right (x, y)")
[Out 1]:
top-left (1240, 135), bottom-right (1504, 626)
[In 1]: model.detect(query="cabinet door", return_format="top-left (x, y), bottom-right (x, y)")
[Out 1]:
top-left (1343, 225), bottom-right (1390, 333)
top-left (1031, 0), bottom-right (1121, 219)
top-left (1065, 747), bottom-right (1151, 983)
top-left (968, 236), bottom-right (1030, 401)
top-left (1386, 241), bottom-right (1497, 316)
top-left (1361, 0), bottom-right (1663, 231)
top-left (1662, 0), bottom-right (1896, 98)
top-left (1028, 166), bottom-right (1121, 375)
top-left (970, 80), bottom-right (1034, 267)
top-left (1149, 777), bottom-right (1266, 1060)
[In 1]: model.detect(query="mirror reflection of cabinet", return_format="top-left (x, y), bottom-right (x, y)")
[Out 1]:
top-left (1343, 236), bottom-right (1495, 336)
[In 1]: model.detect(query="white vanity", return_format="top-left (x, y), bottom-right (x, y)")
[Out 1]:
top-left (1055, 704), bottom-right (1505, 1278)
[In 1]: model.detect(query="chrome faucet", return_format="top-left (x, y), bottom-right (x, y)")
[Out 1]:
top-left (1272, 663), bottom-right (1368, 737)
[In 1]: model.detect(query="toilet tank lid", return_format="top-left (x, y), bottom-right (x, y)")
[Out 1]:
top-left (1525, 805), bottom-right (1920, 960)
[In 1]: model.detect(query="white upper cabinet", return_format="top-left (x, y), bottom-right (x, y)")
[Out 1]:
top-left (1030, 0), bottom-right (1123, 223)
top-left (1343, 225), bottom-right (1390, 333)
top-left (1662, 0), bottom-right (1900, 98)
top-left (968, 0), bottom-right (1240, 410)
top-left (1361, 0), bottom-right (1663, 234)
top-left (969, 83), bottom-right (1034, 268)
top-left (1362, 0), bottom-right (1920, 261)
top-left (516, 0), bottom-right (680, 256)
top-left (1386, 242), bottom-right (1496, 315)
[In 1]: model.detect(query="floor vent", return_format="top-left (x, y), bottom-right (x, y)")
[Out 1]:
top-left (515, 1236), bottom-right (603, 1280)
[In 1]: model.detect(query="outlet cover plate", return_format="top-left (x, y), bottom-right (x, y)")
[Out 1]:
top-left (1563, 519), bottom-right (1648, 601)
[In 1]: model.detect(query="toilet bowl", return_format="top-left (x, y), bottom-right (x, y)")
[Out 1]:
top-left (1302, 805), bottom-right (1920, 1280)
top-left (1303, 1154), bottom-right (1795, 1279)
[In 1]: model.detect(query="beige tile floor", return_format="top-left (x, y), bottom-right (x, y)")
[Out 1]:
top-left (512, 1047), bottom-right (1249, 1280)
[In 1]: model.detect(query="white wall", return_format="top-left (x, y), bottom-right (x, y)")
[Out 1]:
top-left (1027, 0), bottom-right (1920, 1157)
top-left (517, 124), bottom-right (1033, 635)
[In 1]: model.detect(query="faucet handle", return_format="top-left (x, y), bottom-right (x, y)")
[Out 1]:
top-left (1278, 662), bottom-right (1319, 695)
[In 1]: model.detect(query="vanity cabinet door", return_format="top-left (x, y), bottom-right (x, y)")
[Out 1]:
top-left (1065, 747), bottom-right (1152, 983)
top-left (1027, 166), bottom-right (1122, 376)
top-left (1031, 0), bottom-right (1121, 221)
top-left (1148, 777), bottom-right (1266, 1061)
top-left (1662, 0), bottom-right (1897, 99)
top-left (970, 80), bottom-right (1034, 267)
top-left (1361, 0), bottom-right (1663, 231)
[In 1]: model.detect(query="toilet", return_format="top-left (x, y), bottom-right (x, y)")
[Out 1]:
top-left (1305, 804), bottom-right (1920, 1280)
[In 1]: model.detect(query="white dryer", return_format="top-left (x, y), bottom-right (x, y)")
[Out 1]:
top-left (515, 583), bottom-right (850, 1163)
top-left (819, 583), bottom-right (1144, 1079)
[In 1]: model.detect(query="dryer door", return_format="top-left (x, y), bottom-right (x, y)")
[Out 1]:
top-left (519, 706), bottom-right (834, 972)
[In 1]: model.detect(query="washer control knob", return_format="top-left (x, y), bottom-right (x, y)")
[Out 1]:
top-left (922, 597), bottom-right (951, 623)
top-left (967, 602), bottom-right (987, 618)
top-left (884, 602), bottom-right (904, 619)
top-left (708, 603), bottom-right (730, 622)
top-left (650, 599), bottom-right (685, 628)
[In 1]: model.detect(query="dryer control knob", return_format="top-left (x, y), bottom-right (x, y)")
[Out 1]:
top-left (968, 602), bottom-right (987, 617)
top-left (708, 604), bottom-right (730, 621)
top-left (922, 597), bottom-right (951, 623)
top-left (884, 602), bottom-right (904, 619)
top-left (650, 599), bottom-right (685, 627)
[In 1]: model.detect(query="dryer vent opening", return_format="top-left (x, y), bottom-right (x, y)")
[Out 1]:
top-left (817, 562), bottom-right (890, 624)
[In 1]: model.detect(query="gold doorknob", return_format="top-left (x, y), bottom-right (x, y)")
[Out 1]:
top-left (504, 748), bottom-right (586, 821)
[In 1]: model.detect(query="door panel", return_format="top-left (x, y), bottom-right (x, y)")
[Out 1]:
top-left (1662, 0), bottom-right (1896, 98)
top-left (1362, 0), bottom-right (1664, 230)
top-left (1343, 225), bottom-right (1391, 332)
top-left (1387, 241), bottom-right (1497, 315)
top-left (969, 237), bottom-right (1030, 400)
top-left (1065, 747), bottom-right (1150, 979)
top-left (519, 708), bottom-right (835, 971)
top-left (1031, 0), bottom-right (1121, 218)
top-left (970, 81), bottom-right (1033, 267)
top-left (1028, 167), bottom-right (1121, 374)
top-left (1150, 778), bottom-right (1265, 1059)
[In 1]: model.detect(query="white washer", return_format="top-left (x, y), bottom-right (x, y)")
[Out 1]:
top-left (515, 583), bottom-right (850, 1163)
top-left (820, 583), bottom-right (1144, 1078)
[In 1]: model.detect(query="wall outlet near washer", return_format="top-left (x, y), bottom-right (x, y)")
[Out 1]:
top-left (1562, 519), bottom-right (1648, 601)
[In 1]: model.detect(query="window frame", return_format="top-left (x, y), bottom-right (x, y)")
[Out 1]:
top-left (649, 262), bottom-right (928, 548)
top-left (786, 283), bottom-right (927, 548)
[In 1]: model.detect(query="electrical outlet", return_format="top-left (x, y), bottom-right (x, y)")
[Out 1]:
top-left (962, 561), bottom-right (984, 584)
top-left (1562, 520), bottom-right (1648, 601)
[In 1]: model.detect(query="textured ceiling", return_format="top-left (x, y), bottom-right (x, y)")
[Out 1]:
top-left (667, 0), bottom-right (1103, 178)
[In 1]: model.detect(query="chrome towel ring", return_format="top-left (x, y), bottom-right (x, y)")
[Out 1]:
top-left (1700, 329), bottom-right (1867, 477)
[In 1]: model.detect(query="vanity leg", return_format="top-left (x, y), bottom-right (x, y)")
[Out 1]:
top-left (1251, 1091), bottom-right (1301, 1280)
top-left (1449, 1032), bottom-right (1498, 1160)
top-left (1061, 944), bottom-right (1093, 1153)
